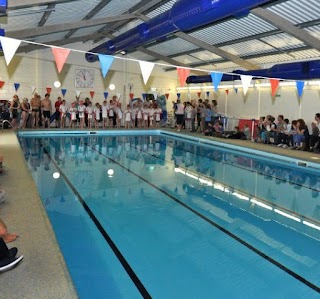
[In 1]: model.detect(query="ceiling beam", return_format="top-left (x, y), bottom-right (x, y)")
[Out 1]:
top-left (64, 0), bottom-right (112, 39)
top-left (164, 45), bottom-right (313, 71)
top-left (8, 0), bottom-right (77, 10)
top-left (7, 13), bottom-right (138, 39)
top-left (166, 18), bottom-right (320, 60)
top-left (38, 4), bottom-right (55, 27)
top-left (137, 47), bottom-right (188, 67)
top-left (175, 32), bottom-right (260, 70)
top-left (138, 14), bottom-right (261, 71)
top-left (91, 0), bottom-right (168, 44)
top-left (251, 7), bottom-right (320, 51)
top-left (17, 32), bottom-right (113, 53)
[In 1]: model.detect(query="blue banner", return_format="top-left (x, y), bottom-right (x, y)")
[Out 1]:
top-left (14, 82), bottom-right (20, 92)
top-left (61, 88), bottom-right (67, 97)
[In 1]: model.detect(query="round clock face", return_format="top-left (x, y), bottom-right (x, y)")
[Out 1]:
top-left (75, 69), bottom-right (95, 88)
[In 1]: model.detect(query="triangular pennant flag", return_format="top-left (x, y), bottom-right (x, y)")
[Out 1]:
top-left (98, 54), bottom-right (114, 78)
top-left (142, 93), bottom-right (147, 101)
top-left (129, 93), bottom-right (134, 100)
top-left (177, 93), bottom-right (181, 99)
top-left (177, 68), bottom-right (190, 87)
top-left (206, 91), bottom-right (210, 98)
top-left (90, 91), bottom-right (95, 98)
top-left (225, 89), bottom-right (229, 95)
top-left (104, 92), bottom-right (109, 100)
top-left (270, 79), bottom-right (280, 97)
top-left (52, 47), bottom-right (70, 73)
top-left (296, 81), bottom-right (305, 98)
top-left (234, 88), bottom-right (238, 94)
top-left (76, 90), bottom-right (81, 98)
top-left (210, 72), bottom-right (223, 92)
top-left (61, 89), bottom-right (67, 97)
top-left (31, 86), bottom-right (36, 94)
top-left (240, 75), bottom-right (253, 95)
top-left (0, 81), bottom-right (4, 89)
top-left (165, 93), bottom-right (169, 100)
top-left (14, 83), bottom-right (20, 92)
top-left (0, 36), bottom-right (21, 65)
top-left (139, 61), bottom-right (155, 85)
top-left (46, 87), bottom-right (52, 94)
top-left (197, 92), bottom-right (201, 98)
top-left (116, 93), bottom-right (121, 100)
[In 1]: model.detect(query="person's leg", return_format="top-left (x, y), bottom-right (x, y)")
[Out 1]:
top-left (0, 219), bottom-right (17, 243)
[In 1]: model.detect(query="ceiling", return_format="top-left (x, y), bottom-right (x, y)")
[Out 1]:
top-left (2, 0), bottom-right (320, 73)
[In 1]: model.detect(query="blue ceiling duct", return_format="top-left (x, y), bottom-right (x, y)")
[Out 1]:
top-left (186, 60), bottom-right (320, 83)
top-left (85, 0), bottom-right (273, 62)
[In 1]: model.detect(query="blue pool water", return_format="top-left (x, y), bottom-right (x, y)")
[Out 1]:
top-left (18, 131), bottom-right (320, 299)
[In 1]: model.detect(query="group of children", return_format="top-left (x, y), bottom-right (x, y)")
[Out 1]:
top-left (59, 98), bottom-right (163, 129)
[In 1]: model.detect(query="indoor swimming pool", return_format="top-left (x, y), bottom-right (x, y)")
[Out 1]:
top-left (18, 130), bottom-right (320, 299)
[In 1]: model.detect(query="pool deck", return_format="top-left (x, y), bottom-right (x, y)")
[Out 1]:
top-left (0, 130), bottom-right (77, 299)
top-left (1, 128), bottom-right (319, 299)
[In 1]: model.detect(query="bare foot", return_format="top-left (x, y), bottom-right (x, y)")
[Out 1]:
top-left (2, 233), bottom-right (18, 243)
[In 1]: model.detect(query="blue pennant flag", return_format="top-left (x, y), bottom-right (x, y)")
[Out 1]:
top-left (206, 91), bottom-right (210, 98)
top-left (104, 92), bottom-right (109, 100)
top-left (296, 81), bottom-right (305, 98)
top-left (142, 93), bottom-right (147, 101)
top-left (98, 54), bottom-right (115, 78)
top-left (14, 83), bottom-right (20, 92)
top-left (61, 88), bottom-right (67, 97)
top-left (177, 93), bottom-right (181, 99)
top-left (210, 72), bottom-right (223, 92)
top-left (234, 88), bottom-right (238, 94)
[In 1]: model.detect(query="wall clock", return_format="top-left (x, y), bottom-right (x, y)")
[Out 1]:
top-left (75, 69), bottom-right (95, 88)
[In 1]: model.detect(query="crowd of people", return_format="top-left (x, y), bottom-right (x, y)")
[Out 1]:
top-left (3, 93), bottom-right (163, 130)
top-left (255, 114), bottom-right (320, 152)
top-left (4, 93), bottom-right (320, 153)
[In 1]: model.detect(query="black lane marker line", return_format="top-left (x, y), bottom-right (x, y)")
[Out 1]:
top-left (41, 145), bottom-right (152, 299)
top-left (86, 142), bottom-right (320, 294)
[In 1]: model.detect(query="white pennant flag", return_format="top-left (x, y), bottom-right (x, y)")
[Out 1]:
top-left (139, 61), bottom-right (155, 85)
top-left (0, 36), bottom-right (22, 65)
top-left (116, 93), bottom-right (121, 100)
top-left (240, 75), bottom-right (253, 95)
top-left (76, 90), bottom-right (81, 98)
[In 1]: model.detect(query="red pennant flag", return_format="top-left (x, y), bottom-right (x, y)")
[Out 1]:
top-left (177, 68), bottom-right (190, 87)
top-left (129, 93), bottom-right (134, 100)
top-left (90, 91), bottom-right (95, 98)
top-left (197, 92), bottom-right (201, 98)
top-left (165, 93), bottom-right (169, 100)
top-left (0, 81), bottom-right (4, 88)
top-left (52, 47), bottom-right (71, 73)
top-left (225, 89), bottom-right (229, 95)
top-left (46, 87), bottom-right (52, 94)
top-left (270, 79), bottom-right (280, 97)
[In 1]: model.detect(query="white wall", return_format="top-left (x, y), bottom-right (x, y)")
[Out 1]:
top-left (1, 46), bottom-right (320, 125)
